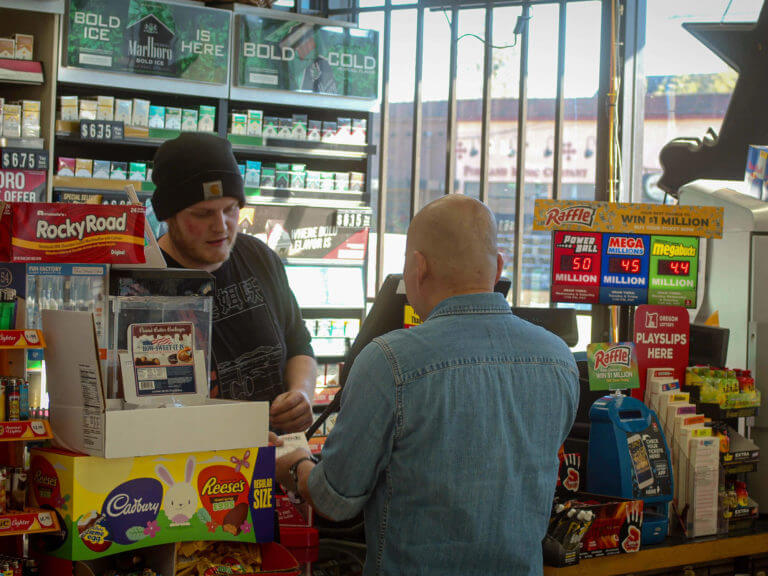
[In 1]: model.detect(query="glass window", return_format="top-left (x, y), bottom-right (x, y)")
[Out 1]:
top-left (419, 8), bottom-right (452, 208)
top-left (454, 8), bottom-right (486, 197)
top-left (640, 0), bottom-right (762, 203)
top-left (519, 2), bottom-right (558, 307)
top-left (488, 5), bottom-right (522, 303)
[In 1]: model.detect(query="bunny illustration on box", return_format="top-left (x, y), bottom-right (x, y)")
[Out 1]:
top-left (156, 456), bottom-right (199, 527)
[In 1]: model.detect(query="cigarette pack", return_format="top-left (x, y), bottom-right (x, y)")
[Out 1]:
top-left (75, 158), bottom-right (93, 179)
top-left (291, 114), bottom-right (308, 140)
top-left (0, 39), bottom-right (14, 59)
top-left (349, 172), bottom-right (365, 192)
top-left (164, 107), bottom-right (182, 131)
top-left (149, 105), bottom-right (166, 129)
top-left (129, 162), bottom-right (147, 181)
top-left (181, 108), bottom-right (198, 132)
top-left (306, 170), bottom-right (321, 190)
top-left (245, 160), bottom-right (261, 188)
top-left (14, 34), bottom-right (33, 60)
top-left (263, 116), bottom-right (279, 138)
top-left (198, 105), bottom-right (216, 133)
top-left (114, 99), bottom-right (132, 125)
top-left (110, 161), bottom-right (127, 180)
top-left (60, 96), bottom-right (79, 122)
top-left (307, 120), bottom-right (322, 141)
top-left (93, 160), bottom-right (111, 179)
top-left (291, 163), bottom-right (306, 173)
top-left (275, 163), bottom-right (291, 172)
top-left (352, 118), bottom-right (367, 144)
top-left (291, 170), bottom-right (307, 190)
top-left (231, 113), bottom-right (247, 136)
top-left (79, 99), bottom-right (97, 121)
top-left (275, 169), bottom-right (291, 189)
top-left (260, 167), bottom-right (275, 188)
top-left (57, 157), bottom-right (76, 177)
top-left (132, 99), bottom-right (150, 128)
top-left (247, 109), bottom-right (263, 137)
top-left (22, 100), bottom-right (40, 138)
top-left (334, 172), bottom-right (349, 191)
top-left (320, 172), bottom-right (335, 192)
top-left (146, 164), bottom-right (153, 182)
top-left (238, 164), bottom-right (245, 178)
top-left (337, 117), bottom-right (352, 142)
top-left (278, 117), bottom-right (293, 139)
top-left (322, 121), bottom-right (337, 142)
top-left (97, 96), bottom-right (114, 121)
top-left (2, 104), bottom-right (21, 139)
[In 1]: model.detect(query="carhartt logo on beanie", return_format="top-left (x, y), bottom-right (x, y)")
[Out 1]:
top-left (151, 133), bottom-right (245, 221)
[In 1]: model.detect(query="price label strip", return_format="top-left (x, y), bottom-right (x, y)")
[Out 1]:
top-left (1, 148), bottom-right (48, 171)
top-left (80, 119), bottom-right (124, 142)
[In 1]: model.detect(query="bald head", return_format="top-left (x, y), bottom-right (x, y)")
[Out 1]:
top-left (406, 195), bottom-right (500, 299)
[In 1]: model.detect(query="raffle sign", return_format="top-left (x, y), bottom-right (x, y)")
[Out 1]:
top-left (532, 200), bottom-right (723, 238)
top-left (534, 200), bottom-right (720, 309)
top-left (587, 342), bottom-right (640, 391)
top-left (9, 203), bottom-right (145, 264)
top-left (633, 305), bottom-right (689, 401)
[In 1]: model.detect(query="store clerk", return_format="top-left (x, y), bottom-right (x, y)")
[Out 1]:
top-left (150, 133), bottom-right (316, 433)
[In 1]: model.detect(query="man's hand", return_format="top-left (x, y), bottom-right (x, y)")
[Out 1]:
top-left (275, 448), bottom-right (313, 493)
top-left (270, 390), bottom-right (313, 432)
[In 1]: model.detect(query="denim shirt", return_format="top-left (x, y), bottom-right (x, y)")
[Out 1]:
top-left (308, 292), bottom-right (579, 576)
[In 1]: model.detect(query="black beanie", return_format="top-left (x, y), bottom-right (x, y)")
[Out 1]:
top-left (151, 133), bottom-right (245, 221)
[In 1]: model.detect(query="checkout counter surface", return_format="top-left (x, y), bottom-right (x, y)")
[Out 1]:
top-left (292, 519), bottom-right (768, 575)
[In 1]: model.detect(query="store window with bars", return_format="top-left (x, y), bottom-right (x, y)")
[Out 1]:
top-left (326, 0), bottom-right (605, 350)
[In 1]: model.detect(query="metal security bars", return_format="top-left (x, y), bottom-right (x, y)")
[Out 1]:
top-left (326, 0), bottom-right (614, 321)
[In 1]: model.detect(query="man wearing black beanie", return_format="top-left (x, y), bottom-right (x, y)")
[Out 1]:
top-left (152, 133), bottom-right (316, 433)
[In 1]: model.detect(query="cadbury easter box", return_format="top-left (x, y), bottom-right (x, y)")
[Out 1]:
top-left (29, 446), bottom-right (275, 560)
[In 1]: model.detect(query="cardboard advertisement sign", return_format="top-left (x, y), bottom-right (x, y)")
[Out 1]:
top-left (6, 202), bottom-right (145, 264)
top-left (550, 231), bottom-right (601, 304)
top-left (29, 446), bottom-right (275, 560)
top-left (236, 13), bottom-right (379, 99)
top-left (0, 169), bottom-right (46, 203)
top-left (587, 342), bottom-right (640, 391)
top-left (633, 305), bottom-right (689, 402)
top-left (65, 0), bottom-right (231, 84)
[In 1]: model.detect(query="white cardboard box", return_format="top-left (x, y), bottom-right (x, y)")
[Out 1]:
top-left (43, 309), bottom-right (268, 458)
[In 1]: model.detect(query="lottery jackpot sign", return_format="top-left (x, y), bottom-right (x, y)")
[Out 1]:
top-left (536, 200), bottom-right (718, 308)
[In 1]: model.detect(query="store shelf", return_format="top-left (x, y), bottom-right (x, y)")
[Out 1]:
top-left (0, 330), bottom-right (44, 349)
top-left (56, 128), bottom-right (185, 148)
top-left (230, 85), bottom-right (378, 113)
top-left (0, 59), bottom-right (44, 85)
top-left (57, 66), bottom-right (229, 99)
top-left (0, 420), bottom-right (52, 442)
top-left (0, 508), bottom-right (59, 537)
top-left (52, 176), bottom-right (155, 193)
top-left (54, 188), bottom-right (153, 205)
top-left (245, 193), bottom-right (367, 210)
top-left (697, 403), bottom-right (759, 421)
top-left (0, 0), bottom-right (64, 13)
top-left (229, 135), bottom-right (375, 160)
top-left (0, 137), bottom-right (45, 151)
top-left (543, 526), bottom-right (768, 576)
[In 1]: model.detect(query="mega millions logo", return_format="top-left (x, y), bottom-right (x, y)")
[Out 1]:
top-left (544, 205), bottom-right (596, 228)
top-left (607, 236), bottom-right (645, 256)
top-left (593, 345), bottom-right (632, 370)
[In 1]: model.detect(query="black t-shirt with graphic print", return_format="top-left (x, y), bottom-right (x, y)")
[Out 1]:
top-left (161, 233), bottom-right (313, 402)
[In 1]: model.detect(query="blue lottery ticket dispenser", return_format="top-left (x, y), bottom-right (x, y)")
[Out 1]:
top-left (587, 394), bottom-right (673, 545)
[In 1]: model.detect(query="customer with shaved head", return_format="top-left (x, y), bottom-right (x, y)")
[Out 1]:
top-left (277, 195), bottom-right (579, 576)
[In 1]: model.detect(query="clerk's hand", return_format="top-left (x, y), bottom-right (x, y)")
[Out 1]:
top-left (270, 390), bottom-right (313, 433)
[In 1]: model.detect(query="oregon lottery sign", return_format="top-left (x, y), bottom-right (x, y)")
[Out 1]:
top-left (534, 200), bottom-right (722, 309)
